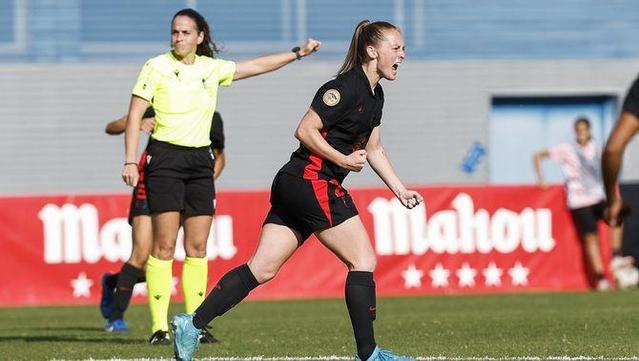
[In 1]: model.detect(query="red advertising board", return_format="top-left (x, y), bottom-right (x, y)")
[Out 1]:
top-left (0, 185), bottom-right (610, 306)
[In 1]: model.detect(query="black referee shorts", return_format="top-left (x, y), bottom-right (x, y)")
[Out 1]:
top-left (144, 139), bottom-right (216, 216)
top-left (264, 172), bottom-right (359, 241)
top-left (570, 201), bottom-right (606, 236)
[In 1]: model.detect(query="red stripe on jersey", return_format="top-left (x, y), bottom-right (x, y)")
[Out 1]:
top-left (303, 154), bottom-right (322, 180)
top-left (302, 129), bottom-right (332, 225)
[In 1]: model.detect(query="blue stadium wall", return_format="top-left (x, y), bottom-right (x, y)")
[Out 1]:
top-left (2, 0), bottom-right (639, 194)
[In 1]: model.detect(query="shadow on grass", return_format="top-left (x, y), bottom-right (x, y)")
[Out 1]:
top-left (0, 334), bottom-right (145, 344)
top-left (32, 326), bottom-right (106, 332)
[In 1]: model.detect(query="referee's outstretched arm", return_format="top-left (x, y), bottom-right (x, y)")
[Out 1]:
top-left (233, 38), bottom-right (321, 80)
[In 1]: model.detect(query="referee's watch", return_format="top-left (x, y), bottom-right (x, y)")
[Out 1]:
top-left (291, 46), bottom-right (302, 60)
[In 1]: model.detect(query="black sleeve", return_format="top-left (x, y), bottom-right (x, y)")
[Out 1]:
top-left (373, 86), bottom-right (384, 127)
top-left (210, 112), bottom-right (225, 150)
top-left (622, 75), bottom-right (639, 118)
top-left (310, 79), bottom-right (356, 128)
top-left (142, 106), bottom-right (155, 118)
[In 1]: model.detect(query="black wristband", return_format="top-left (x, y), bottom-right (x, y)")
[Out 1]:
top-left (291, 46), bottom-right (302, 60)
top-left (124, 162), bottom-right (137, 166)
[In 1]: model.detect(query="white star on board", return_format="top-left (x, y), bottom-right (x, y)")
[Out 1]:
top-left (456, 263), bottom-right (477, 287)
top-left (429, 263), bottom-right (450, 288)
top-left (401, 264), bottom-right (424, 289)
top-left (133, 282), bottom-right (147, 297)
top-left (70, 272), bottom-right (93, 298)
top-left (483, 262), bottom-right (503, 287)
top-left (509, 261), bottom-right (530, 286)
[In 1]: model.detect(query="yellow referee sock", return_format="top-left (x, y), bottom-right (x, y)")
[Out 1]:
top-left (182, 256), bottom-right (208, 314)
top-left (146, 255), bottom-right (173, 333)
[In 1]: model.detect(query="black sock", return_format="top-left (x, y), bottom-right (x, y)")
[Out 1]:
top-left (597, 273), bottom-right (606, 281)
top-left (345, 271), bottom-right (377, 361)
top-left (193, 263), bottom-right (259, 329)
top-left (109, 263), bottom-right (143, 322)
top-left (105, 273), bottom-right (118, 289)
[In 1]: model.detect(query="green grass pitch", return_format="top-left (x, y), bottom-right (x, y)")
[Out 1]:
top-left (1, 291), bottom-right (638, 360)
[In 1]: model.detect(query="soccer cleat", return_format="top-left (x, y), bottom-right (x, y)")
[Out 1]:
top-left (610, 256), bottom-right (634, 271)
top-left (148, 330), bottom-right (171, 345)
top-left (356, 346), bottom-right (415, 361)
top-left (104, 319), bottom-right (129, 332)
top-left (100, 273), bottom-right (115, 319)
top-left (172, 313), bottom-right (201, 361)
top-left (199, 326), bottom-right (220, 343)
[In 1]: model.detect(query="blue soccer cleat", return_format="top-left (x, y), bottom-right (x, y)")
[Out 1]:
top-left (104, 319), bottom-right (129, 332)
top-left (356, 346), bottom-right (415, 361)
top-left (172, 313), bottom-right (201, 361)
top-left (99, 272), bottom-right (115, 319)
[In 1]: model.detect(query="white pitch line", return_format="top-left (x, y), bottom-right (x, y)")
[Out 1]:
top-left (65, 356), bottom-right (639, 361)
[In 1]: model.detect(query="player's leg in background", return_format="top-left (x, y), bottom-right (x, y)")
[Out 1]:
top-left (582, 231), bottom-right (610, 290)
top-left (104, 215), bottom-right (153, 332)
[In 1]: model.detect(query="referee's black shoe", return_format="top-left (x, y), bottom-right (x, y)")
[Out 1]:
top-left (199, 327), bottom-right (220, 343)
top-left (148, 330), bottom-right (171, 345)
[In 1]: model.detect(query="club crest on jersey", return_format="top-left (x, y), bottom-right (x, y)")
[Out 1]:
top-left (323, 89), bottom-right (340, 106)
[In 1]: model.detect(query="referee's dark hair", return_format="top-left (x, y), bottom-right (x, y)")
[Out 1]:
top-left (173, 8), bottom-right (219, 58)
top-left (338, 20), bottom-right (399, 75)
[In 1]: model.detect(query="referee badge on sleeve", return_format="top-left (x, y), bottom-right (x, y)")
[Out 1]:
top-left (323, 89), bottom-right (341, 107)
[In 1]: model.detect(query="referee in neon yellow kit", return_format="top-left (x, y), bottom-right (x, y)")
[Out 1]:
top-left (122, 8), bottom-right (320, 340)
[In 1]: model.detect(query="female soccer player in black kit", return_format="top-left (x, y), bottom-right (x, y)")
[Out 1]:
top-left (172, 20), bottom-right (422, 361)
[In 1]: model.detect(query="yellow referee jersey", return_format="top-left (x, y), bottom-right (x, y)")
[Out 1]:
top-left (132, 52), bottom-right (236, 147)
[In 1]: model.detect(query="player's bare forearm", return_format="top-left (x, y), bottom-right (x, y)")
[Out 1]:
top-left (532, 150), bottom-right (549, 186)
top-left (124, 96), bottom-right (149, 163)
top-left (213, 150), bottom-right (225, 180)
top-left (297, 126), bottom-right (347, 167)
top-left (234, 39), bottom-right (321, 80)
top-left (367, 146), bottom-right (406, 197)
top-left (105, 116), bottom-right (127, 135)
top-left (295, 109), bottom-right (349, 168)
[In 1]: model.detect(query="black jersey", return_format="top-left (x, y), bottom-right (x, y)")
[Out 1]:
top-left (622, 75), bottom-right (639, 118)
top-left (142, 107), bottom-right (155, 119)
top-left (210, 112), bottom-right (225, 150)
top-left (144, 108), bottom-right (225, 150)
top-left (279, 66), bottom-right (384, 183)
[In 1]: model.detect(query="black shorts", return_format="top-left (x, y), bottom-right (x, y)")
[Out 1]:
top-left (263, 172), bottom-right (359, 241)
top-left (570, 201), bottom-right (606, 235)
top-left (128, 149), bottom-right (150, 224)
top-left (144, 139), bottom-right (216, 216)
